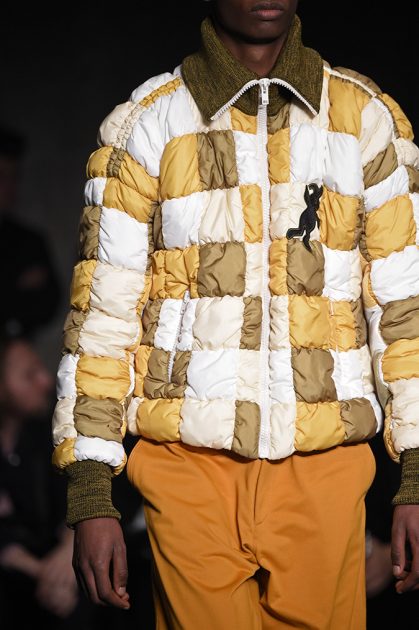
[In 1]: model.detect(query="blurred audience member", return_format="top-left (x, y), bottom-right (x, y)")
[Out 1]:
top-left (0, 335), bottom-right (92, 628)
top-left (0, 127), bottom-right (61, 337)
top-left (366, 430), bottom-right (419, 627)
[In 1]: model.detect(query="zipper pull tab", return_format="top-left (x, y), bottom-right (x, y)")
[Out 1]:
top-left (259, 79), bottom-right (270, 106)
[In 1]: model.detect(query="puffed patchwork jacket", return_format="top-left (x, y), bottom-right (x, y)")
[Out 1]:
top-left (52, 14), bottom-right (419, 526)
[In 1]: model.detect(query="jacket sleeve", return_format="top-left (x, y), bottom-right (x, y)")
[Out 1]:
top-left (51, 94), bottom-right (160, 527)
top-left (359, 85), bottom-right (419, 504)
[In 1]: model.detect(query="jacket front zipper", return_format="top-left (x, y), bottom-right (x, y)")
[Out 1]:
top-left (167, 289), bottom-right (190, 382)
top-left (257, 78), bottom-right (272, 459)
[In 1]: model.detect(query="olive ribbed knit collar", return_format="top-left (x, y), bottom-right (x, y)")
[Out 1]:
top-left (181, 13), bottom-right (324, 120)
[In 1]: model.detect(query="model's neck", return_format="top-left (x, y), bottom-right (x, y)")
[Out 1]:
top-left (212, 20), bottom-right (289, 77)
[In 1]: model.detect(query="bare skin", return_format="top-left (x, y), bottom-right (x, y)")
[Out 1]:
top-left (73, 518), bottom-right (130, 610)
top-left (212, 0), bottom-right (298, 77)
top-left (392, 505), bottom-right (419, 593)
top-left (73, 0), bottom-right (419, 606)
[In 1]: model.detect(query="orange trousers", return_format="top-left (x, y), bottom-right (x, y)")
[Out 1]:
top-left (126, 437), bottom-right (376, 630)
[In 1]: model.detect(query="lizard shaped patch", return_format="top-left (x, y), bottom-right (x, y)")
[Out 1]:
top-left (286, 182), bottom-right (323, 252)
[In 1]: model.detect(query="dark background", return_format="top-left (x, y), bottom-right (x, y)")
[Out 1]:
top-left (1, 1), bottom-right (417, 367)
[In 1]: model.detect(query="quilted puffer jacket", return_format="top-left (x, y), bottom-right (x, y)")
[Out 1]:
top-left (52, 14), bottom-right (419, 525)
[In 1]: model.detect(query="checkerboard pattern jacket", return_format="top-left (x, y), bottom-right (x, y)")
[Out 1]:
top-left (52, 14), bottom-right (419, 526)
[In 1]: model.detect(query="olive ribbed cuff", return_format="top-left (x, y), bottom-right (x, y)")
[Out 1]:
top-left (65, 460), bottom-right (121, 528)
top-left (392, 447), bottom-right (419, 506)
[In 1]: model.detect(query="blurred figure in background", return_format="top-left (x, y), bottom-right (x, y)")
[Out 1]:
top-left (0, 335), bottom-right (92, 629)
top-left (0, 127), bottom-right (61, 337)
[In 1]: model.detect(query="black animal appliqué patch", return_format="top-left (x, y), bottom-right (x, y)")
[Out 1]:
top-left (286, 183), bottom-right (323, 252)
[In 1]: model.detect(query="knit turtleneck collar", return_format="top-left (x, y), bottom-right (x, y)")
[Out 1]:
top-left (181, 13), bottom-right (324, 121)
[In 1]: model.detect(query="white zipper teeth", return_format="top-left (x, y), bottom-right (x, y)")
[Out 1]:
top-left (257, 94), bottom-right (272, 460)
top-left (167, 290), bottom-right (190, 381)
top-left (211, 77), bottom-right (318, 120)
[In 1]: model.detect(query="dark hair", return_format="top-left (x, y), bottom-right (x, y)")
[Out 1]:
top-left (0, 126), bottom-right (26, 159)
